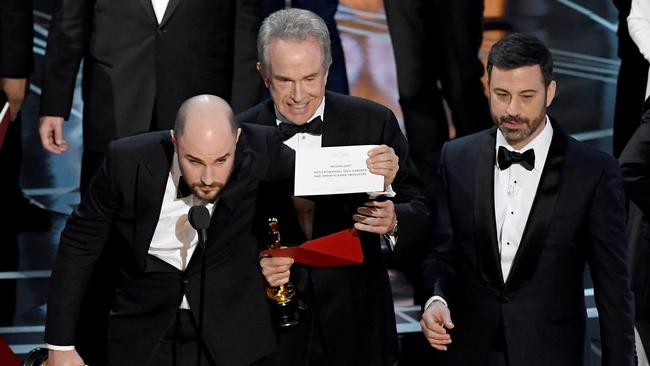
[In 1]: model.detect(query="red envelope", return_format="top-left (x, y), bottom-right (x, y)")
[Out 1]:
top-left (262, 228), bottom-right (364, 267)
top-left (0, 336), bottom-right (20, 366)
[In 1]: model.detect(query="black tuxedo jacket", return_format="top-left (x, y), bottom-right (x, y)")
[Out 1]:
top-left (237, 92), bottom-right (430, 365)
top-left (45, 124), bottom-right (294, 366)
top-left (40, 0), bottom-right (262, 153)
top-left (423, 124), bottom-right (635, 365)
top-left (0, 0), bottom-right (33, 78)
top-left (620, 109), bottom-right (650, 355)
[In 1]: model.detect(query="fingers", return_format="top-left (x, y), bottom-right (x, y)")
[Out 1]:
top-left (39, 116), bottom-right (68, 154)
top-left (0, 77), bottom-right (28, 119)
top-left (366, 146), bottom-right (398, 187)
top-left (421, 319), bottom-right (452, 351)
top-left (421, 302), bottom-right (454, 351)
top-left (353, 201), bottom-right (396, 235)
top-left (366, 146), bottom-right (398, 172)
top-left (260, 257), bottom-right (294, 287)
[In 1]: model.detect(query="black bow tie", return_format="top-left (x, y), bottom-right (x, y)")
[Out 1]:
top-left (278, 116), bottom-right (323, 140)
top-left (176, 176), bottom-right (193, 199)
top-left (497, 146), bottom-right (535, 171)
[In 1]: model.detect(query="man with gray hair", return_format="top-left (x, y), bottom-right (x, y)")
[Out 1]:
top-left (45, 95), bottom-right (294, 366)
top-left (239, 8), bottom-right (430, 365)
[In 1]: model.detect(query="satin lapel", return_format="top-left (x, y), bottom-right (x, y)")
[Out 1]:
top-left (160, 0), bottom-right (181, 27)
top-left (320, 92), bottom-right (345, 147)
top-left (255, 100), bottom-right (277, 127)
top-left (474, 128), bottom-right (504, 288)
top-left (505, 128), bottom-right (567, 291)
top-left (137, 0), bottom-right (158, 26)
top-left (133, 138), bottom-right (174, 271)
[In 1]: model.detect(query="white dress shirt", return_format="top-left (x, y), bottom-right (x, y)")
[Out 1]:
top-left (151, 0), bottom-right (169, 24)
top-left (49, 153), bottom-right (213, 351)
top-left (628, 0), bottom-right (650, 98)
top-left (494, 116), bottom-right (553, 280)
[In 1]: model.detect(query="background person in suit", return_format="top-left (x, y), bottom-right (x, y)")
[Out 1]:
top-left (0, 0), bottom-right (51, 233)
top-left (38, 0), bottom-right (264, 194)
top-left (420, 33), bottom-right (635, 366)
top-left (382, 3), bottom-right (491, 362)
top-left (613, 0), bottom-right (649, 157)
top-left (620, 102), bottom-right (650, 366)
top-left (383, 0), bottom-right (492, 193)
top-left (45, 95), bottom-right (294, 366)
top-left (238, 9), bottom-right (429, 365)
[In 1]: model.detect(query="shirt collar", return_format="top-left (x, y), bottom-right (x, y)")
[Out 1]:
top-left (495, 115), bottom-right (554, 171)
top-left (275, 97), bottom-right (325, 126)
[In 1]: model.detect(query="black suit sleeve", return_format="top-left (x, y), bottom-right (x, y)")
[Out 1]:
top-left (45, 142), bottom-right (119, 345)
top-left (382, 107), bottom-right (432, 259)
top-left (420, 142), bottom-right (455, 301)
top-left (230, 0), bottom-right (264, 113)
top-left (0, 0), bottom-right (33, 77)
top-left (620, 113), bottom-right (650, 215)
top-left (40, 0), bottom-right (92, 118)
top-left (585, 157), bottom-right (636, 365)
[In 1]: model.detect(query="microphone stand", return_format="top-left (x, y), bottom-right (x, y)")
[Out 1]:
top-left (197, 227), bottom-right (207, 366)
top-left (188, 204), bottom-right (211, 366)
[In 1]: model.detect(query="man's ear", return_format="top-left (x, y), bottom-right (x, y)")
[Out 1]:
top-left (236, 128), bottom-right (242, 143)
top-left (171, 130), bottom-right (177, 150)
top-left (256, 62), bottom-right (269, 87)
top-left (546, 80), bottom-right (557, 107)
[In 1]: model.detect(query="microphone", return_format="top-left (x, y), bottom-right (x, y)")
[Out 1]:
top-left (188, 205), bottom-right (210, 249)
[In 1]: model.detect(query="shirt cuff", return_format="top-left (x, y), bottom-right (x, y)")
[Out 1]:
top-left (368, 184), bottom-right (396, 198)
top-left (424, 296), bottom-right (448, 310)
top-left (47, 344), bottom-right (75, 351)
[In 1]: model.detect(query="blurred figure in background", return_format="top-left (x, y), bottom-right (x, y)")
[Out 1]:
top-left (613, 0), bottom-right (649, 157)
top-left (0, 0), bottom-right (50, 233)
top-left (620, 100), bottom-right (650, 366)
top-left (38, 0), bottom-right (264, 195)
top-left (383, 2), bottom-right (491, 362)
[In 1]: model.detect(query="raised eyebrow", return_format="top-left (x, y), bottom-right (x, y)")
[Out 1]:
top-left (185, 154), bottom-right (204, 163)
top-left (213, 153), bottom-right (231, 163)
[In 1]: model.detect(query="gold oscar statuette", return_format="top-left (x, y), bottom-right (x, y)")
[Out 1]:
top-left (265, 218), bottom-right (299, 328)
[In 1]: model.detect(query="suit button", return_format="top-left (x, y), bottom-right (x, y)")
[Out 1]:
top-left (182, 278), bottom-right (189, 284)
top-left (501, 295), bottom-right (510, 303)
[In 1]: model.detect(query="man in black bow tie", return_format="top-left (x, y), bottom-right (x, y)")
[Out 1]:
top-left (420, 33), bottom-right (635, 366)
top-left (237, 8), bottom-right (429, 366)
top-left (45, 95), bottom-right (295, 366)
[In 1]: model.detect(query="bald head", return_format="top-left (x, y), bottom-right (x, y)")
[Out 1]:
top-left (174, 95), bottom-right (238, 139)
top-left (172, 95), bottom-right (241, 202)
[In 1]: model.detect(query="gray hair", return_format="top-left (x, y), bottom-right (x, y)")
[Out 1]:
top-left (257, 8), bottom-right (332, 70)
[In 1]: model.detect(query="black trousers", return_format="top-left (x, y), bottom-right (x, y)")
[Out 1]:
top-left (147, 309), bottom-right (217, 366)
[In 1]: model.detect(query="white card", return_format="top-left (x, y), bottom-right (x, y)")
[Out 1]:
top-left (294, 145), bottom-right (384, 196)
